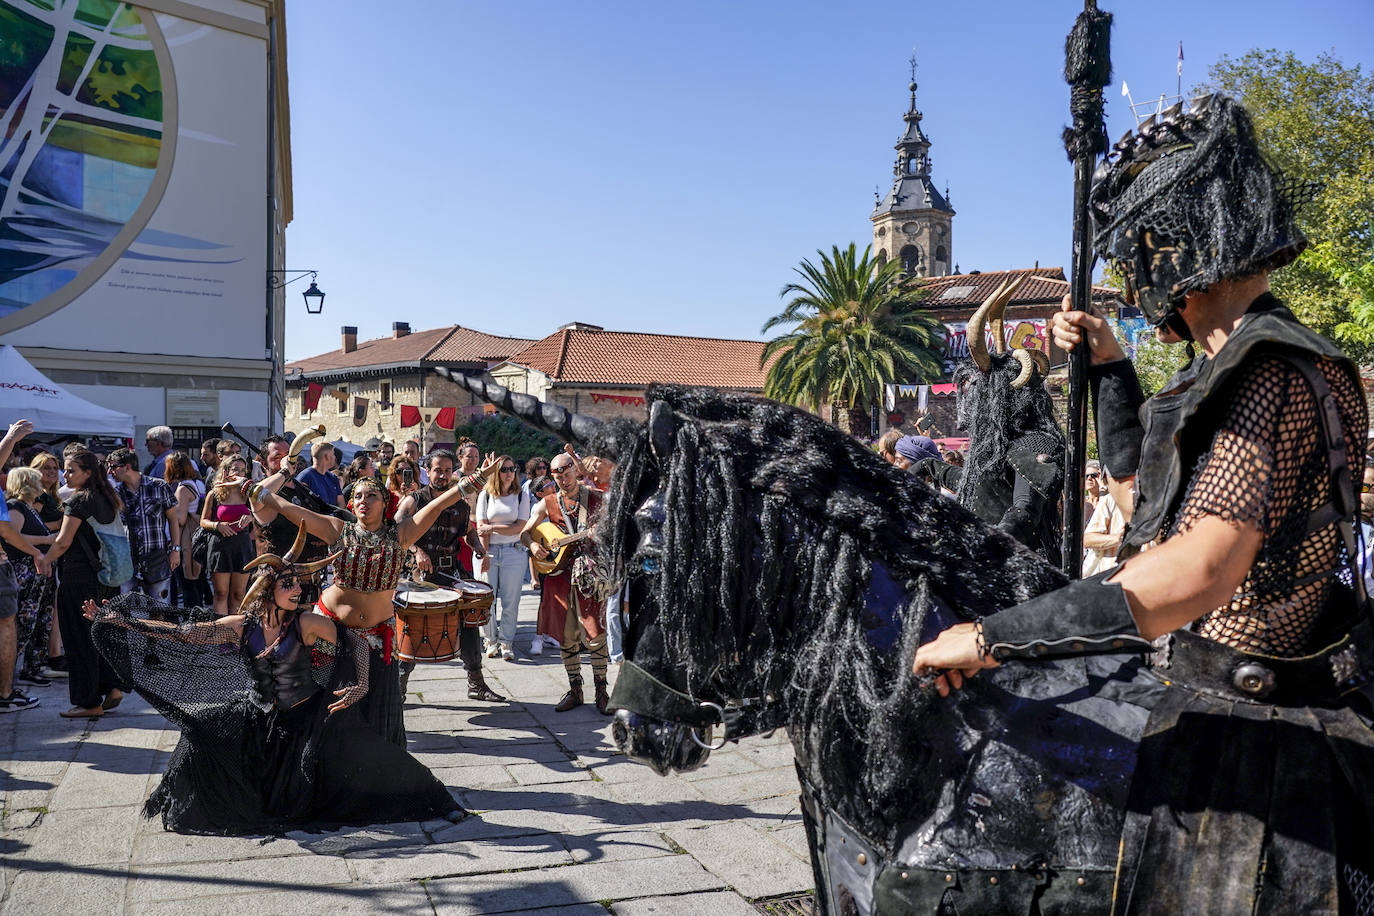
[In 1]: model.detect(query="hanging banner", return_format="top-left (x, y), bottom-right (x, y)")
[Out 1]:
top-left (303, 383), bottom-right (323, 415)
top-left (590, 393), bottom-right (646, 407)
top-left (400, 405), bottom-right (422, 428)
top-left (435, 407), bottom-right (457, 431)
top-left (458, 404), bottom-right (485, 420)
top-left (352, 396), bottom-right (368, 427)
top-left (418, 407), bottom-right (437, 428)
top-left (331, 386), bottom-right (349, 404)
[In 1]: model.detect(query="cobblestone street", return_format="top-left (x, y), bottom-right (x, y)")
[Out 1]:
top-left (0, 588), bottom-right (813, 914)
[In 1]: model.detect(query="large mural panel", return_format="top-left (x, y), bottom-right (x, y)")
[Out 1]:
top-left (0, 0), bottom-right (269, 360)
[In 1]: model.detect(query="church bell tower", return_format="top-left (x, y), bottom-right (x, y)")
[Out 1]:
top-left (871, 58), bottom-right (955, 278)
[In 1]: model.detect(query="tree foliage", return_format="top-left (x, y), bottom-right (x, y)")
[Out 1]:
top-left (451, 416), bottom-right (559, 467)
top-left (1205, 50), bottom-right (1374, 362)
top-left (761, 244), bottom-right (947, 435)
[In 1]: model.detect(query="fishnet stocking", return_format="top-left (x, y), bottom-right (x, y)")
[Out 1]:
top-left (1172, 355), bottom-right (1367, 655)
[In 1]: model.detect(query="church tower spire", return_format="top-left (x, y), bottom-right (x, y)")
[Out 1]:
top-left (871, 55), bottom-right (955, 278)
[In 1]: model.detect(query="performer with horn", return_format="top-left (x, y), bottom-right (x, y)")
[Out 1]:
top-left (917, 93), bottom-right (1374, 911)
top-left (246, 452), bottom-right (501, 745)
top-left (86, 523), bottom-right (463, 834)
top-left (246, 426), bottom-right (335, 606)
top-left (915, 274), bottom-right (1065, 563)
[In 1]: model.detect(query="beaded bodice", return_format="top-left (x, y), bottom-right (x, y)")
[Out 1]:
top-left (334, 521), bottom-right (406, 592)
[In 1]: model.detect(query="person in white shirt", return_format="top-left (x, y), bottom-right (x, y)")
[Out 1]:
top-left (1082, 467), bottom-right (1126, 577)
top-left (475, 455), bottom-right (530, 660)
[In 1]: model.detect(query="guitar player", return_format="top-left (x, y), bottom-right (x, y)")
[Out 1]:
top-left (520, 451), bottom-right (610, 715)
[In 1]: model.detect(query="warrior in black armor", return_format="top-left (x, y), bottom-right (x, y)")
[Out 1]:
top-left (918, 275), bottom-right (1065, 563)
top-left (917, 94), bottom-right (1374, 912)
top-left (88, 524), bottom-right (462, 834)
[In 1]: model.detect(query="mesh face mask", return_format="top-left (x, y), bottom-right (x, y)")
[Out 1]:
top-left (1090, 94), bottom-right (1312, 332)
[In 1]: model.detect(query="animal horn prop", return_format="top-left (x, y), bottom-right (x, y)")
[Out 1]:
top-left (289, 425), bottom-right (326, 459)
top-left (434, 368), bottom-right (603, 447)
top-left (965, 274), bottom-right (1030, 372)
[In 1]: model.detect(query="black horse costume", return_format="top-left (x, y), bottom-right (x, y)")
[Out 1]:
top-left (441, 95), bottom-right (1374, 914)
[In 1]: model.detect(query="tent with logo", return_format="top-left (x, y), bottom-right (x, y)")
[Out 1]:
top-left (0, 345), bottom-right (135, 437)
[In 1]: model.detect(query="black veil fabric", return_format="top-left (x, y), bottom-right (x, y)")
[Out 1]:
top-left (92, 594), bottom-right (458, 835)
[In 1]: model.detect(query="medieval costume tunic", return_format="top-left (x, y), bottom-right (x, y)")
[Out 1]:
top-left (537, 485), bottom-right (610, 704)
top-left (91, 596), bottom-right (455, 834)
top-left (317, 521), bottom-right (408, 746)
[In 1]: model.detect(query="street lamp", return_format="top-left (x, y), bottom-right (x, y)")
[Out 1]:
top-left (268, 269), bottom-right (326, 314)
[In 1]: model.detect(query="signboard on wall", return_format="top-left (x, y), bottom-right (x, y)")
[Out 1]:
top-left (166, 388), bottom-right (220, 426)
top-left (941, 318), bottom-right (1049, 373)
top-left (0, 0), bottom-right (268, 359)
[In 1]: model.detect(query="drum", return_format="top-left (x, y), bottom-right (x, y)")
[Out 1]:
top-left (393, 583), bottom-right (462, 663)
top-left (452, 578), bottom-right (495, 628)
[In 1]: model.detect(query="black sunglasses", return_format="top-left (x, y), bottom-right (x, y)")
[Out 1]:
top-left (500, 465), bottom-right (517, 472)
top-left (1085, 473), bottom-right (1101, 480)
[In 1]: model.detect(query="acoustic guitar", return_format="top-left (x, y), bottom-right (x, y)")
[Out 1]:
top-left (529, 523), bottom-right (594, 576)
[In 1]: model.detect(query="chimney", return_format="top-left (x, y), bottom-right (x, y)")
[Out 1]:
top-left (392, 321), bottom-right (411, 338)
top-left (341, 326), bottom-right (357, 353)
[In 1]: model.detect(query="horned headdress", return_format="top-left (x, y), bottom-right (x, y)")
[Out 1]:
top-left (239, 521), bottom-right (340, 615)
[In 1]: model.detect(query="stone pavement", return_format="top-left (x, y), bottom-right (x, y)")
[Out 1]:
top-left (0, 587), bottom-right (814, 914)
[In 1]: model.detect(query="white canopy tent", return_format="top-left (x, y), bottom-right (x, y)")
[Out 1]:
top-left (0, 345), bottom-right (135, 438)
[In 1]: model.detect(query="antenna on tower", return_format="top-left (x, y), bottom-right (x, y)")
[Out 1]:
top-left (1119, 39), bottom-right (1185, 126)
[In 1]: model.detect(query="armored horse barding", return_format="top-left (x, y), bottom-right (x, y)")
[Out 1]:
top-left (446, 369), bottom-right (1165, 915)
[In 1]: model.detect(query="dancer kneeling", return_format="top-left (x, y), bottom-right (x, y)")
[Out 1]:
top-left (88, 526), bottom-right (462, 834)
top-left (247, 457), bottom-right (499, 745)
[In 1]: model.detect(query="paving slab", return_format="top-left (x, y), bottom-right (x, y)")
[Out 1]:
top-left (124, 881), bottom-right (434, 915)
top-left (347, 833), bottom-right (574, 883)
top-left (610, 890), bottom-right (761, 915)
top-left (3, 864), bottom-right (129, 916)
top-left (8, 804), bottom-right (141, 866)
top-left (666, 820), bottom-right (815, 899)
top-left (426, 854), bottom-right (726, 914)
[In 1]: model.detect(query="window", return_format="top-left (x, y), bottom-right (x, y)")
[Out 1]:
top-left (336, 382), bottom-right (349, 415)
top-left (299, 388), bottom-right (309, 416)
top-left (900, 245), bottom-right (922, 274)
top-left (379, 381), bottom-right (392, 413)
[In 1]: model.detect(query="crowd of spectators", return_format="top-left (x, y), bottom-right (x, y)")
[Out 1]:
top-left (0, 423), bottom-right (625, 716)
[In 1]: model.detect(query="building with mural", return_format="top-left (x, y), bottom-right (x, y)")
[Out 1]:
top-left (0, 0), bottom-right (292, 453)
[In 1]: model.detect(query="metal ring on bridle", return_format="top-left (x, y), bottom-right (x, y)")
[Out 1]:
top-left (688, 701), bottom-right (728, 751)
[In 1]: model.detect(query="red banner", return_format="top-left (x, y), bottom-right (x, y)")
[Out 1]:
top-left (400, 405), bottom-right (422, 428)
top-left (304, 383), bottom-right (323, 414)
top-left (590, 392), bottom-right (646, 407)
top-left (435, 406), bottom-right (457, 430)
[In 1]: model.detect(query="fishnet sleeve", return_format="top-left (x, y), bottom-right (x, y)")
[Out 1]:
top-left (311, 627), bottom-right (370, 710)
top-left (93, 594), bottom-right (240, 645)
top-left (1173, 355), bottom-right (1316, 538)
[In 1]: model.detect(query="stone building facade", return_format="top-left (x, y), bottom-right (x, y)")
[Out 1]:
top-left (283, 323), bottom-right (533, 451)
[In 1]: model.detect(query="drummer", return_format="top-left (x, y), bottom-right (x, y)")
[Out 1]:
top-left (394, 450), bottom-right (505, 702)
top-left (246, 452), bottom-right (499, 746)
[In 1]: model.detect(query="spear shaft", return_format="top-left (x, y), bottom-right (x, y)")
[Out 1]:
top-left (1060, 0), bottom-right (1112, 578)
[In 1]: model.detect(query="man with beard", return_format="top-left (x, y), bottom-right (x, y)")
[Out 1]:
top-left (520, 452), bottom-right (609, 714)
top-left (395, 450), bottom-right (502, 701)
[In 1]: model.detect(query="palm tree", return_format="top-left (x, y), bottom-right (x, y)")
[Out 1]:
top-left (761, 243), bottom-right (946, 436)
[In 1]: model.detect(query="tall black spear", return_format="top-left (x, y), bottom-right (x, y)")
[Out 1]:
top-left (1060, 0), bottom-right (1112, 578)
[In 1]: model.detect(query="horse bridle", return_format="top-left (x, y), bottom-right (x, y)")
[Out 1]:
top-left (612, 660), bottom-right (787, 749)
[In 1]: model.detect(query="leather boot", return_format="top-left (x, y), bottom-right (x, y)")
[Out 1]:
top-left (467, 669), bottom-right (506, 702)
top-left (593, 677), bottom-right (612, 716)
top-left (555, 675), bottom-right (584, 712)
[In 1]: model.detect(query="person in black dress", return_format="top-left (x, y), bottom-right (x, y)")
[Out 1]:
top-left (88, 524), bottom-right (463, 834)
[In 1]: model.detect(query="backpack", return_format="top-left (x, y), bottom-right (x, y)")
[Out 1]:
top-left (83, 513), bottom-right (134, 588)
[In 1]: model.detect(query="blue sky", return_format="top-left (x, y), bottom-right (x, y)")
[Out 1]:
top-left (283, 0), bottom-right (1373, 361)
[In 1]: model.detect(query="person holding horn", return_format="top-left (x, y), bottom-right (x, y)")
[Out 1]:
top-left (246, 451), bottom-right (501, 745)
top-left (247, 428), bottom-right (336, 607)
top-left (85, 523), bottom-right (463, 834)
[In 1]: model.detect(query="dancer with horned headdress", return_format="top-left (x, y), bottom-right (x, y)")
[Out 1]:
top-left (916, 274), bottom-right (1065, 564)
top-left (88, 524), bottom-right (462, 834)
top-left (245, 452), bottom-right (499, 745)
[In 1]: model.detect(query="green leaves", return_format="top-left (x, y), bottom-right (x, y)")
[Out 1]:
top-left (761, 244), bottom-right (946, 428)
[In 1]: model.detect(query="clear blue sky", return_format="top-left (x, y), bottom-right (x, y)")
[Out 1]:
top-left (282, 0), bottom-right (1373, 361)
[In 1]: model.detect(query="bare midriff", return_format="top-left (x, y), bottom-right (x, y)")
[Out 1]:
top-left (316, 583), bottom-right (397, 629)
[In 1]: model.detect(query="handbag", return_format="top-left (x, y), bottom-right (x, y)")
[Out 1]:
top-left (190, 526), bottom-right (210, 569)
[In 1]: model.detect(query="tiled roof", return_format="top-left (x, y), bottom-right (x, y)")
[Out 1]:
top-left (916, 267), bottom-right (1120, 309)
top-left (286, 325), bottom-right (535, 376)
top-left (506, 328), bottom-right (770, 390)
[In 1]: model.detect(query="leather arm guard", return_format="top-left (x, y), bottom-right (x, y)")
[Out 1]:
top-left (979, 571), bottom-right (1154, 661)
top-left (998, 471), bottom-right (1046, 542)
top-left (1089, 359), bottom-right (1145, 480)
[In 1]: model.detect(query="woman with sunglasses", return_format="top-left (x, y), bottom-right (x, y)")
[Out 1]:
top-left (245, 454), bottom-right (499, 745)
top-left (85, 524), bottom-right (463, 834)
top-left (476, 455), bottom-right (530, 660)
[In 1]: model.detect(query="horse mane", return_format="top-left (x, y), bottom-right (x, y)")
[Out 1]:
top-left (595, 385), bottom-right (1068, 847)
